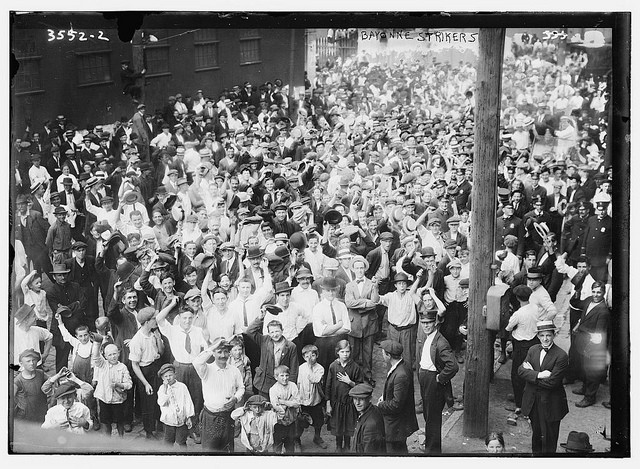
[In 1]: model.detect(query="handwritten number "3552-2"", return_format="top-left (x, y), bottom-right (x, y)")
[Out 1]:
top-left (47, 29), bottom-right (109, 42)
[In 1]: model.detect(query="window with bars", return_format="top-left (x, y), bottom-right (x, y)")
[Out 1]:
top-left (145, 45), bottom-right (171, 76)
top-left (14, 57), bottom-right (43, 93)
top-left (239, 37), bottom-right (261, 65)
top-left (76, 51), bottom-right (112, 86)
top-left (194, 29), bottom-right (219, 70)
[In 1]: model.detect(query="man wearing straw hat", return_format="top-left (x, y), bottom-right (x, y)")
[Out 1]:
top-left (518, 320), bottom-right (569, 454)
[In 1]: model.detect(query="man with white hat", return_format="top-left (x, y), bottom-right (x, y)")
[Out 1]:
top-left (345, 255), bottom-right (379, 385)
top-left (518, 320), bottom-right (569, 454)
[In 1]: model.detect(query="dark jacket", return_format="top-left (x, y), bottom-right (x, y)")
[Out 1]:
top-left (377, 360), bottom-right (419, 441)
top-left (353, 404), bottom-right (386, 454)
top-left (246, 317), bottom-right (299, 394)
top-left (344, 278), bottom-right (378, 339)
top-left (570, 296), bottom-right (610, 360)
top-left (518, 343), bottom-right (569, 422)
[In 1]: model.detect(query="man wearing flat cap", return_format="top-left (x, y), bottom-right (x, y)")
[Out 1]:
top-left (376, 339), bottom-right (419, 453)
top-left (193, 337), bottom-right (245, 452)
top-left (518, 320), bottom-right (568, 454)
top-left (350, 383), bottom-right (386, 454)
top-left (64, 241), bottom-right (99, 324)
top-left (365, 230), bottom-right (395, 340)
top-left (580, 194), bottom-right (612, 282)
top-left (526, 267), bottom-right (558, 323)
top-left (41, 381), bottom-right (93, 434)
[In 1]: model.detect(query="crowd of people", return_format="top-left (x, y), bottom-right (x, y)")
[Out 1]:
top-left (12, 32), bottom-right (613, 455)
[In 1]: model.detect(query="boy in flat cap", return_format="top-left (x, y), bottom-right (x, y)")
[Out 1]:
top-left (41, 381), bottom-right (93, 434)
top-left (13, 349), bottom-right (48, 423)
top-left (231, 394), bottom-right (279, 453)
top-left (157, 363), bottom-right (195, 448)
top-left (350, 383), bottom-right (385, 454)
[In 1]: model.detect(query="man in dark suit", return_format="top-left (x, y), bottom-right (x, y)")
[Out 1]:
top-left (561, 201), bottom-right (591, 266)
top-left (580, 197), bottom-right (612, 282)
top-left (453, 167), bottom-right (473, 211)
top-left (545, 181), bottom-right (568, 239)
top-left (377, 340), bottom-right (419, 453)
top-left (495, 202), bottom-right (525, 257)
top-left (61, 149), bottom-right (83, 178)
top-left (566, 174), bottom-right (586, 204)
top-left (523, 195), bottom-right (553, 254)
top-left (64, 241), bottom-right (99, 325)
top-left (131, 103), bottom-right (150, 162)
top-left (350, 383), bottom-right (386, 454)
top-left (345, 256), bottom-right (379, 386)
top-left (536, 233), bottom-right (564, 302)
top-left (518, 320), bottom-right (569, 454)
top-left (15, 193), bottom-right (51, 276)
top-left (366, 231), bottom-right (395, 339)
top-left (246, 304), bottom-right (299, 399)
top-left (416, 310), bottom-right (458, 454)
top-left (44, 145), bottom-right (65, 182)
top-left (568, 282), bottom-right (610, 408)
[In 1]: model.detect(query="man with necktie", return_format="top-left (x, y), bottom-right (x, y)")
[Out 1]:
top-left (312, 276), bottom-right (351, 378)
top-left (518, 320), bottom-right (569, 454)
top-left (156, 296), bottom-right (207, 443)
top-left (345, 256), bottom-right (380, 386)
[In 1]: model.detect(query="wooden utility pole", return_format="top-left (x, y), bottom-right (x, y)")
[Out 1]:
top-left (463, 28), bottom-right (505, 438)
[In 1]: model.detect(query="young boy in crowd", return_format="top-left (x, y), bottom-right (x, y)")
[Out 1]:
top-left (231, 394), bottom-right (279, 453)
top-left (41, 381), bottom-right (93, 434)
top-left (13, 349), bottom-right (48, 423)
top-left (229, 336), bottom-right (253, 405)
top-left (156, 363), bottom-right (195, 449)
top-left (269, 364), bottom-right (301, 454)
top-left (91, 332), bottom-right (133, 437)
top-left (55, 312), bottom-right (99, 427)
top-left (296, 344), bottom-right (328, 449)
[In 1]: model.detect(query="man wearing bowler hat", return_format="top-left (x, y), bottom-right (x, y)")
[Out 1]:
top-left (518, 320), bottom-right (569, 454)
top-left (193, 337), bottom-right (244, 452)
top-left (45, 264), bottom-right (88, 372)
top-left (345, 255), bottom-right (379, 385)
top-left (417, 308), bottom-right (458, 454)
top-left (376, 339), bottom-right (419, 453)
top-left (350, 383), bottom-right (385, 454)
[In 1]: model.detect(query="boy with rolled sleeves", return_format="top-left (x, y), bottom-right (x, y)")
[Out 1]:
top-left (269, 364), bottom-right (301, 454)
top-left (92, 332), bottom-right (133, 437)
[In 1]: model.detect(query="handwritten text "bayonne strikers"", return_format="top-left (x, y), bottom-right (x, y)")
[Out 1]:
top-left (360, 30), bottom-right (478, 43)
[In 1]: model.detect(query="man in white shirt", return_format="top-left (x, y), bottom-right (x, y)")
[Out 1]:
top-left (262, 281), bottom-right (308, 343)
top-left (28, 154), bottom-right (52, 186)
top-left (193, 338), bottom-right (244, 452)
top-left (312, 276), bottom-right (351, 373)
top-left (84, 196), bottom-right (121, 231)
top-left (156, 297), bottom-right (207, 444)
top-left (13, 304), bottom-right (53, 369)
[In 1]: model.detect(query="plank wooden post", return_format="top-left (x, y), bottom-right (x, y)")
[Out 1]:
top-left (462, 28), bottom-right (505, 438)
top-left (132, 29), bottom-right (145, 104)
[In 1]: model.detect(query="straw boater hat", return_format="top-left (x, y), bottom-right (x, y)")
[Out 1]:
top-left (535, 320), bottom-right (557, 333)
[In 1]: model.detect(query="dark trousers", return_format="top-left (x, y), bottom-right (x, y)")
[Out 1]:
top-left (510, 337), bottom-right (539, 408)
top-left (163, 424), bottom-right (189, 447)
top-left (530, 400), bottom-right (561, 454)
top-left (386, 440), bottom-right (408, 453)
top-left (242, 332), bottom-right (261, 377)
top-left (273, 422), bottom-right (296, 454)
top-left (348, 333), bottom-right (375, 381)
top-left (123, 362), bottom-right (138, 424)
top-left (565, 310), bottom-right (584, 382)
top-left (301, 404), bottom-right (324, 430)
top-left (315, 334), bottom-right (347, 381)
top-left (138, 361), bottom-right (160, 434)
top-left (418, 369), bottom-right (445, 454)
top-left (388, 323), bottom-right (417, 370)
top-left (201, 408), bottom-right (234, 452)
top-left (174, 362), bottom-right (203, 431)
top-left (577, 352), bottom-right (607, 402)
top-left (54, 341), bottom-right (72, 372)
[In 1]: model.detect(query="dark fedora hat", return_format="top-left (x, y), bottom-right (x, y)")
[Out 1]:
top-left (264, 304), bottom-right (284, 316)
top-left (560, 431), bottom-right (595, 452)
top-left (246, 246), bottom-right (264, 259)
top-left (320, 276), bottom-right (338, 290)
top-left (274, 281), bottom-right (294, 295)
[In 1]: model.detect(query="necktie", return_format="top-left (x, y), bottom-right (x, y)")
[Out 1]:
top-left (330, 302), bottom-right (337, 324)
top-left (243, 300), bottom-right (248, 327)
top-left (185, 331), bottom-right (192, 354)
top-left (356, 279), bottom-right (365, 284)
top-left (539, 347), bottom-right (549, 366)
